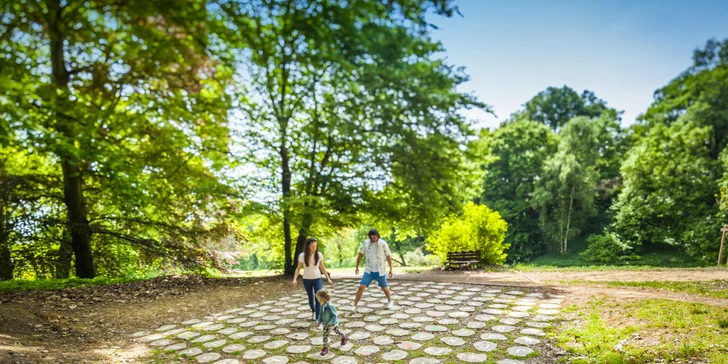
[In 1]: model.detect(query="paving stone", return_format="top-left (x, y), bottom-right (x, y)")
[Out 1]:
top-left (497, 360), bottom-right (524, 364)
top-left (354, 345), bottom-right (380, 356)
top-left (192, 322), bottom-right (215, 329)
top-left (514, 336), bottom-right (540, 346)
top-left (379, 318), bottom-right (398, 325)
top-left (467, 321), bottom-right (487, 329)
top-left (539, 303), bottom-right (560, 309)
top-left (222, 344), bottom-right (246, 353)
top-left (226, 318), bottom-right (246, 324)
top-left (532, 315), bottom-right (556, 322)
top-left (262, 356), bottom-right (289, 364)
top-left (248, 335), bottom-right (271, 343)
top-left (480, 333), bottom-right (508, 341)
top-left (164, 343), bottom-right (187, 352)
top-left (440, 336), bottom-right (466, 346)
top-left (139, 333), bottom-right (166, 342)
top-left (413, 316), bottom-right (434, 323)
top-left (229, 331), bottom-right (253, 340)
top-left (215, 359), bottom-right (240, 364)
top-left (521, 328), bottom-right (546, 336)
top-left (388, 328), bottom-right (410, 336)
top-left (243, 349), bottom-right (267, 359)
top-left (473, 341), bottom-right (497, 352)
top-left (538, 309), bottom-right (560, 315)
top-left (492, 325), bottom-right (516, 333)
top-left (178, 347), bottom-right (203, 357)
top-left (381, 350), bottom-right (407, 361)
top-left (511, 306), bottom-right (531, 312)
top-left (397, 341), bottom-right (422, 351)
top-left (457, 353), bottom-right (488, 362)
top-left (218, 328), bottom-right (238, 335)
top-left (310, 337), bottom-right (324, 345)
top-left (287, 332), bottom-right (309, 340)
top-left (286, 345), bottom-right (312, 354)
top-left (437, 318), bottom-right (458, 325)
top-left (410, 332), bottom-right (435, 341)
top-left (452, 328), bottom-right (476, 337)
top-left (365, 324), bottom-right (386, 332)
top-left (181, 319), bottom-right (202, 325)
top-left (349, 331), bottom-right (370, 340)
top-left (291, 321), bottom-right (311, 328)
top-left (425, 311), bottom-right (446, 317)
top-left (409, 358), bottom-right (440, 364)
top-left (150, 339), bottom-right (174, 347)
top-left (331, 356), bottom-right (357, 364)
top-left (346, 321), bottom-right (366, 328)
top-left (156, 324), bottom-right (177, 332)
top-left (404, 308), bottom-right (422, 314)
top-left (424, 325), bottom-right (448, 332)
top-left (447, 311), bottom-right (469, 318)
top-left (507, 346), bottom-right (534, 357)
top-left (499, 318), bottom-right (521, 325)
top-left (400, 322), bottom-right (422, 329)
top-left (271, 328), bottom-right (290, 335)
top-left (130, 330), bottom-right (149, 337)
top-left (239, 321), bottom-right (260, 327)
top-left (264, 340), bottom-right (289, 349)
top-left (255, 324), bottom-right (277, 331)
top-left (364, 316), bottom-right (381, 322)
top-left (508, 311), bottom-right (530, 318)
top-left (489, 304), bottom-right (508, 309)
top-left (195, 352), bottom-right (221, 363)
top-left (203, 339), bottom-right (226, 348)
top-left (373, 335), bottom-right (394, 345)
top-left (423, 347), bottom-right (452, 356)
top-left (191, 335), bottom-right (217, 343)
top-left (483, 309), bottom-right (504, 315)
top-left (475, 314), bottom-right (496, 322)
top-left (525, 322), bottom-right (551, 328)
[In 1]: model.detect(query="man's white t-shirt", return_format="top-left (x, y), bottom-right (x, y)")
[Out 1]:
top-left (359, 239), bottom-right (391, 273)
top-left (298, 252), bottom-right (323, 279)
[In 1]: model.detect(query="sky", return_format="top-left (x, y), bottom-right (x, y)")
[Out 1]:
top-left (429, 0), bottom-right (728, 129)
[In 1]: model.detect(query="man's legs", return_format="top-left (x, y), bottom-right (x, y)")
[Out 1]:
top-left (353, 284), bottom-right (366, 308)
top-left (353, 272), bottom-right (374, 310)
top-left (381, 286), bottom-right (392, 302)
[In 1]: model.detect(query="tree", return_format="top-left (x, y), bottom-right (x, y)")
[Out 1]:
top-left (426, 202), bottom-right (508, 265)
top-left (518, 86), bottom-right (611, 129)
top-left (480, 119), bottom-right (557, 261)
top-left (533, 117), bottom-right (599, 254)
top-left (222, 0), bottom-right (482, 274)
top-left (2, 0), bottom-right (237, 278)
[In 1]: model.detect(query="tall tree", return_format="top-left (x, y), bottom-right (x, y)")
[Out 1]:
top-left (518, 86), bottom-right (611, 130)
top-left (2, 0), bottom-right (235, 277)
top-left (533, 117), bottom-right (599, 253)
top-left (480, 119), bottom-right (557, 261)
top-left (222, 0), bottom-right (482, 274)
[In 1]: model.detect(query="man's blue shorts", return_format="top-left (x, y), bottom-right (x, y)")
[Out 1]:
top-left (360, 271), bottom-right (388, 287)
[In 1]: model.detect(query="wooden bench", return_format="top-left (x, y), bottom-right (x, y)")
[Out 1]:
top-left (445, 250), bottom-right (482, 270)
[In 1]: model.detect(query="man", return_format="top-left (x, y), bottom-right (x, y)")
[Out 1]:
top-left (353, 228), bottom-right (394, 311)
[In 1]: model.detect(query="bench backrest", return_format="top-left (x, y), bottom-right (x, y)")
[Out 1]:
top-left (446, 251), bottom-right (481, 260)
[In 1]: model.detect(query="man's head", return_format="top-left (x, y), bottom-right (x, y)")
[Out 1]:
top-left (368, 228), bottom-right (380, 243)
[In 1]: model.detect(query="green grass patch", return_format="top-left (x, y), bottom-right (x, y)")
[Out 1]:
top-left (0, 275), bottom-right (154, 293)
top-left (556, 297), bottom-right (728, 363)
top-left (514, 247), bottom-right (706, 271)
top-left (559, 280), bottom-right (728, 300)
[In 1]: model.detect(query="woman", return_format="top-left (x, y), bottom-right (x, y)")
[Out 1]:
top-left (293, 237), bottom-right (334, 321)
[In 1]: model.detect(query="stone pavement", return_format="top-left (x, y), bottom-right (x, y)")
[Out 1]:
top-left (132, 279), bottom-right (563, 363)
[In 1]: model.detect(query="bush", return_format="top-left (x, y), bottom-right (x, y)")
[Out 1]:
top-left (404, 248), bottom-right (442, 266)
top-left (580, 233), bottom-right (639, 264)
top-left (426, 202), bottom-right (509, 265)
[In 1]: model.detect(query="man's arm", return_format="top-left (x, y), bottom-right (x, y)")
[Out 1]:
top-left (355, 253), bottom-right (363, 275)
top-left (387, 255), bottom-right (393, 278)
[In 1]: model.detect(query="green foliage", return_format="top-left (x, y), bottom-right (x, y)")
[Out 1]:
top-left (580, 233), bottom-right (639, 264)
top-left (480, 119), bottom-right (556, 261)
top-left (427, 202), bottom-right (509, 265)
top-left (404, 248), bottom-right (442, 267)
top-left (518, 86), bottom-right (612, 129)
top-left (533, 116), bottom-right (600, 254)
top-left (0, 275), bottom-right (154, 293)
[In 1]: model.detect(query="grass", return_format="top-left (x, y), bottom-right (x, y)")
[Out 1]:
top-left (512, 249), bottom-right (710, 272)
top-left (0, 275), bottom-right (152, 293)
top-left (558, 280), bottom-right (728, 300)
top-left (556, 297), bottom-right (728, 363)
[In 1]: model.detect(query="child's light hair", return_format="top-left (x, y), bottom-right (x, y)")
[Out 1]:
top-left (316, 289), bottom-right (332, 303)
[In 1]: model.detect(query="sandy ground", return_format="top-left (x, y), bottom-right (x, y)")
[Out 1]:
top-left (1, 269), bottom-right (727, 363)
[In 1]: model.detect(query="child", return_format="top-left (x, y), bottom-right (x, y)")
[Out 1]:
top-left (315, 289), bottom-right (349, 356)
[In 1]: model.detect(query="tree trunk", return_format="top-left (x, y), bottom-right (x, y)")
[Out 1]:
top-left (291, 212), bottom-right (313, 274)
top-left (563, 184), bottom-right (575, 254)
top-left (0, 200), bottom-right (13, 280)
top-left (280, 127), bottom-right (294, 275)
top-left (55, 233), bottom-right (73, 279)
top-left (49, 0), bottom-right (95, 278)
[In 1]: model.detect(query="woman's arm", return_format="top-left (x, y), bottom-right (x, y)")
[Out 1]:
top-left (293, 261), bottom-right (303, 286)
top-left (319, 255), bottom-right (334, 287)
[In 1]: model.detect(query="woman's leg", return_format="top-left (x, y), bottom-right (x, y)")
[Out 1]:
top-left (312, 278), bottom-right (323, 319)
top-left (303, 279), bottom-right (316, 314)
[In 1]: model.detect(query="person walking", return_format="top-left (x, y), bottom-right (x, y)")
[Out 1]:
top-left (352, 228), bottom-right (394, 311)
top-left (293, 237), bottom-right (334, 322)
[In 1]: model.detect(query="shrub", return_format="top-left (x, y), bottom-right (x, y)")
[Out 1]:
top-left (404, 248), bottom-right (442, 266)
top-left (580, 232), bottom-right (639, 264)
top-left (426, 202), bottom-right (509, 265)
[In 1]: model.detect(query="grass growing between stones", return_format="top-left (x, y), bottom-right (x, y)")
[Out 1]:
top-left (556, 297), bottom-right (728, 363)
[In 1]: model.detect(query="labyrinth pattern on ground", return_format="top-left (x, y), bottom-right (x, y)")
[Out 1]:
top-left (133, 279), bottom-right (563, 363)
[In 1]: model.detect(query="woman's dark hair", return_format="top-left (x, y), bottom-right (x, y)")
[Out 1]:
top-left (304, 237), bottom-right (320, 267)
top-left (368, 229), bottom-right (380, 238)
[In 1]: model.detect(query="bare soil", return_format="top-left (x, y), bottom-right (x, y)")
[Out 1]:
top-left (1, 269), bottom-right (726, 363)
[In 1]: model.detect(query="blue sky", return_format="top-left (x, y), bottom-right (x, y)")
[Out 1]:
top-left (430, 0), bottom-right (728, 129)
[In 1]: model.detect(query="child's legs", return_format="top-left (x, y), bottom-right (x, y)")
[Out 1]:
top-left (303, 279), bottom-right (316, 313)
top-left (312, 278), bottom-right (323, 319)
top-left (322, 326), bottom-right (330, 348)
top-left (332, 325), bottom-right (346, 337)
